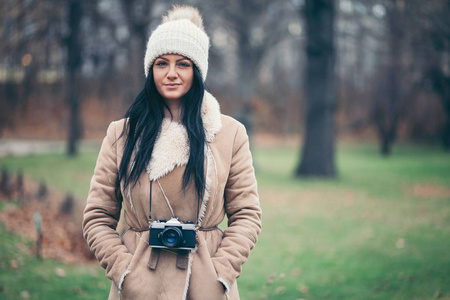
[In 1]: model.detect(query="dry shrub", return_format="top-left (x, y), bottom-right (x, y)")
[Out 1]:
top-left (405, 184), bottom-right (450, 199)
top-left (0, 178), bottom-right (95, 264)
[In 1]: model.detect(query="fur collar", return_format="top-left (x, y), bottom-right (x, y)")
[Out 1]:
top-left (146, 91), bottom-right (221, 181)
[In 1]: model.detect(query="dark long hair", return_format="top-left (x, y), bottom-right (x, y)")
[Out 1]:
top-left (115, 65), bottom-right (206, 202)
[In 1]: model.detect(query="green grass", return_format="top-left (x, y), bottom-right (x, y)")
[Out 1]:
top-left (1, 142), bottom-right (450, 299)
top-left (244, 143), bottom-right (450, 300)
top-left (0, 150), bottom-right (99, 199)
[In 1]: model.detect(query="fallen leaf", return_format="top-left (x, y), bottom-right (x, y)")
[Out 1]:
top-left (20, 291), bottom-right (30, 299)
top-left (55, 267), bottom-right (66, 277)
top-left (266, 273), bottom-right (276, 284)
top-left (275, 286), bottom-right (286, 294)
top-left (297, 284), bottom-right (309, 293)
top-left (10, 260), bottom-right (18, 269)
top-left (291, 268), bottom-right (301, 276)
top-left (72, 287), bottom-right (86, 296)
top-left (396, 238), bottom-right (405, 249)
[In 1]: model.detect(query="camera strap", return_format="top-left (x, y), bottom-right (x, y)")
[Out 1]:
top-left (148, 178), bottom-right (201, 227)
top-left (156, 179), bottom-right (176, 218)
top-left (148, 181), bottom-right (152, 224)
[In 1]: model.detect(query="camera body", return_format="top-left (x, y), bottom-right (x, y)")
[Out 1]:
top-left (149, 217), bottom-right (197, 250)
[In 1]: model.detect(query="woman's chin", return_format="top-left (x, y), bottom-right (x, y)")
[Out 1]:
top-left (162, 93), bottom-right (184, 102)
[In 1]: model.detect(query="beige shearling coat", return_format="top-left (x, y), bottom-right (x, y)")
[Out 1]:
top-left (82, 92), bottom-right (262, 300)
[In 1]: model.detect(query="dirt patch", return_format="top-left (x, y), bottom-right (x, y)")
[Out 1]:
top-left (405, 184), bottom-right (450, 199)
top-left (0, 178), bottom-right (95, 264)
top-left (259, 188), bottom-right (358, 215)
top-left (253, 133), bottom-right (300, 149)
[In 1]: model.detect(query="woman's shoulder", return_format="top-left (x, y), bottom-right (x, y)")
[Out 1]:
top-left (216, 114), bottom-right (249, 145)
top-left (102, 118), bottom-right (128, 142)
top-left (220, 114), bottom-right (246, 133)
top-left (111, 118), bottom-right (127, 128)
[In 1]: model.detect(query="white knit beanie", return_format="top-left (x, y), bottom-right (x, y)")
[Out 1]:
top-left (144, 5), bottom-right (210, 81)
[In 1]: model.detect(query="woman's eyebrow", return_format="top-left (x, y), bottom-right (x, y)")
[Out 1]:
top-left (156, 57), bottom-right (189, 63)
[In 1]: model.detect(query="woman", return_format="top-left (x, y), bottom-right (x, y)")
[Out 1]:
top-left (83, 5), bottom-right (261, 300)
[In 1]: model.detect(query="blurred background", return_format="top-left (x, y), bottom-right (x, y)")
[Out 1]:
top-left (0, 0), bottom-right (449, 299)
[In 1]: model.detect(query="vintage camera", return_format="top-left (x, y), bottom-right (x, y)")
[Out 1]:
top-left (149, 218), bottom-right (197, 250)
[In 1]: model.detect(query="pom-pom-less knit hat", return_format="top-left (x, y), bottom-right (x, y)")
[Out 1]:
top-left (144, 5), bottom-right (210, 81)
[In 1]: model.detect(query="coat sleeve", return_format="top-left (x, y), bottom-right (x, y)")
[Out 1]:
top-left (212, 123), bottom-right (262, 292)
top-left (82, 121), bottom-right (132, 290)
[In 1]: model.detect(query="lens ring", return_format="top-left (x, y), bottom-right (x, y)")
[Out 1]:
top-left (160, 227), bottom-right (183, 248)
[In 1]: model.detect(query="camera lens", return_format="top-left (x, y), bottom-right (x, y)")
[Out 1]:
top-left (160, 227), bottom-right (183, 248)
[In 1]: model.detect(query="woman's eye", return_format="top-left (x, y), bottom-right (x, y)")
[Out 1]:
top-left (155, 61), bottom-right (167, 66)
top-left (179, 62), bottom-right (191, 67)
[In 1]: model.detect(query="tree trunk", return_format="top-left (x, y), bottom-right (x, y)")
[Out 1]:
top-left (442, 114), bottom-right (450, 151)
top-left (68, 70), bottom-right (81, 156)
top-left (428, 67), bottom-right (450, 151)
top-left (66, 0), bottom-right (82, 156)
top-left (296, 0), bottom-right (336, 178)
top-left (442, 2), bottom-right (450, 151)
top-left (442, 69), bottom-right (450, 151)
top-left (120, 0), bottom-right (152, 100)
top-left (378, 1), bottom-right (402, 156)
top-left (234, 0), bottom-right (259, 139)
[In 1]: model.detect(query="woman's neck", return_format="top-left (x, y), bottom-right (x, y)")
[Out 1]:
top-left (164, 100), bottom-right (182, 122)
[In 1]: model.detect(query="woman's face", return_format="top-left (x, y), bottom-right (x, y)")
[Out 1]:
top-left (153, 54), bottom-right (194, 104)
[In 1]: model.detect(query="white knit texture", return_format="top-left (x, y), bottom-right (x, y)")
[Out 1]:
top-left (144, 19), bottom-right (210, 80)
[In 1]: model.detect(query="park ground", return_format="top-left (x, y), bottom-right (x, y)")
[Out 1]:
top-left (0, 139), bottom-right (449, 300)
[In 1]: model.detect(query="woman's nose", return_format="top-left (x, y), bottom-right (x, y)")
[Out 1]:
top-left (167, 65), bottom-right (178, 79)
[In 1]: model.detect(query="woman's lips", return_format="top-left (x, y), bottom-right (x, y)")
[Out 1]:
top-left (164, 83), bottom-right (181, 88)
